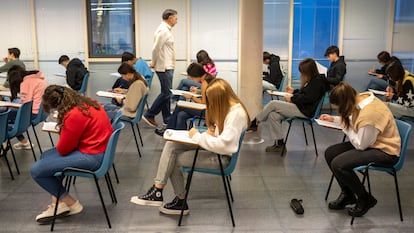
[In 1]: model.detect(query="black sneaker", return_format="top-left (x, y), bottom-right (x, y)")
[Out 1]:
top-left (159, 196), bottom-right (189, 215)
top-left (154, 126), bottom-right (166, 137)
top-left (247, 118), bottom-right (258, 132)
top-left (130, 185), bottom-right (163, 207)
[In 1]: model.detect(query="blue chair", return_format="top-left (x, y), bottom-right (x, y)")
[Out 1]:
top-left (324, 119), bottom-right (412, 225)
top-left (0, 110), bottom-right (15, 180)
top-left (110, 110), bottom-right (124, 184)
top-left (144, 71), bottom-right (154, 109)
top-left (268, 76), bottom-right (287, 100)
top-left (281, 93), bottom-right (326, 157)
top-left (78, 72), bottom-right (90, 95)
top-left (51, 122), bottom-right (125, 231)
top-left (120, 93), bottom-right (148, 158)
top-left (31, 103), bottom-right (53, 154)
top-left (178, 131), bottom-right (246, 227)
top-left (7, 101), bottom-right (37, 176)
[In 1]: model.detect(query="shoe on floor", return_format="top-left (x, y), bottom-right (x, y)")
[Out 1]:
top-left (328, 191), bottom-right (356, 210)
top-left (68, 200), bottom-right (83, 216)
top-left (154, 125), bottom-right (167, 137)
top-left (13, 141), bottom-right (34, 150)
top-left (347, 194), bottom-right (377, 217)
top-left (142, 116), bottom-right (158, 127)
top-left (159, 196), bottom-right (189, 215)
top-left (265, 143), bottom-right (285, 152)
top-left (130, 185), bottom-right (163, 207)
top-left (36, 202), bottom-right (70, 224)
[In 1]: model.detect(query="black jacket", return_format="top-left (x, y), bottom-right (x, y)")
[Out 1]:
top-left (291, 75), bottom-right (329, 118)
top-left (326, 56), bottom-right (346, 86)
top-left (66, 58), bottom-right (88, 91)
top-left (263, 54), bottom-right (284, 89)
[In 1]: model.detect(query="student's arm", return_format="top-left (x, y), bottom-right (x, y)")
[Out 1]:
top-left (291, 78), bottom-right (325, 105)
top-left (57, 110), bottom-right (87, 156)
top-left (343, 125), bottom-right (379, 150)
top-left (0, 62), bottom-right (11, 73)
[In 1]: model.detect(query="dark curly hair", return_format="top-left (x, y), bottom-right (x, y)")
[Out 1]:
top-left (42, 85), bottom-right (100, 128)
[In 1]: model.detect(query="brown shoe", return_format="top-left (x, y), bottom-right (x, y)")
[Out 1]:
top-left (143, 116), bottom-right (158, 127)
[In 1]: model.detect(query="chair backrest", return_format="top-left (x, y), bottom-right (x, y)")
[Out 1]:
top-left (311, 92), bottom-right (327, 120)
top-left (124, 93), bottom-right (148, 124)
top-left (78, 72), bottom-right (90, 95)
top-left (9, 101), bottom-right (33, 137)
top-left (223, 130), bottom-right (246, 176)
top-left (0, 110), bottom-right (10, 144)
top-left (31, 102), bottom-right (48, 126)
top-left (94, 122), bottom-right (125, 178)
top-left (393, 119), bottom-right (412, 171)
top-left (112, 110), bottom-right (124, 128)
top-left (277, 76), bottom-right (286, 92)
top-left (146, 71), bottom-right (154, 88)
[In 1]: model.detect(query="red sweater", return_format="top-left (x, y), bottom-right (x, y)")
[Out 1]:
top-left (57, 105), bottom-right (113, 156)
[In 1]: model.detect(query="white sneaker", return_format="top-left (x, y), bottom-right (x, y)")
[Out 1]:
top-left (68, 200), bottom-right (83, 216)
top-left (36, 203), bottom-right (70, 223)
top-left (13, 141), bottom-right (34, 150)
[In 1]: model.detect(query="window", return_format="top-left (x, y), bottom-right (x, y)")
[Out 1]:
top-left (291, 0), bottom-right (339, 80)
top-left (87, 0), bottom-right (135, 58)
top-left (395, 0), bottom-right (414, 22)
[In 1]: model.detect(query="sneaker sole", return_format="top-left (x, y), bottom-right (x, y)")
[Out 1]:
top-left (142, 116), bottom-right (158, 127)
top-left (13, 144), bottom-right (34, 150)
top-left (36, 210), bottom-right (70, 224)
top-left (68, 205), bottom-right (83, 216)
top-left (130, 196), bottom-right (163, 207)
top-left (159, 206), bottom-right (189, 216)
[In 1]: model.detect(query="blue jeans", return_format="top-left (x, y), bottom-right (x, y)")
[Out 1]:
top-left (167, 106), bottom-right (203, 130)
top-left (366, 77), bottom-right (388, 91)
top-left (176, 78), bottom-right (201, 91)
top-left (104, 103), bottom-right (120, 121)
top-left (30, 148), bottom-right (104, 197)
top-left (145, 70), bottom-right (173, 124)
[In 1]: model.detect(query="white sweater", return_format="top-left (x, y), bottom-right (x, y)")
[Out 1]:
top-left (192, 103), bottom-right (248, 155)
top-left (151, 21), bottom-right (175, 72)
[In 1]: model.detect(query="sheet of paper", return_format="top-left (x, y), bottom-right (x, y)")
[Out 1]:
top-left (42, 122), bottom-right (60, 133)
top-left (368, 89), bottom-right (387, 96)
top-left (266, 90), bottom-right (293, 97)
top-left (96, 91), bottom-right (126, 99)
top-left (0, 101), bottom-right (21, 108)
top-left (0, 91), bottom-right (12, 97)
top-left (176, 100), bottom-right (206, 110)
top-left (54, 73), bottom-right (66, 77)
top-left (170, 89), bottom-right (201, 97)
top-left (315, 61), bottom-right (328, 76)
top-left (163, 129), bottom-right (198, 146)
top-left (315, 119), bottom-right (342, 130)
top-left (110, 72), bottom-right (122, 78)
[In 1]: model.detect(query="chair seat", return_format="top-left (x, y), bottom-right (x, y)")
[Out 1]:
top-left (353, 165), bottom-right (395, 174)
top-left (182, 166), bottom-right (231, 176)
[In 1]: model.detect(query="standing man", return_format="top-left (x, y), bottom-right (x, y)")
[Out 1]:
top-left (58, 55), bottom-right (88, 91)
top-left (0, 47), bottom-right (26, 89)
top-left (143, 9), bottom-right (177, 127)
top-left (262, 51), bottom-right (284, 91)
top-left (324, 45), bottom-right (347, 87)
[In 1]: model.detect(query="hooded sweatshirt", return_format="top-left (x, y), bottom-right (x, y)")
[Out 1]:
top-left (20, 72), bottom-right (48, 114)
top-left (263, 54), bottom-right (284, 89)
top-left (326, 55), bottom-right (347, 86)
top-left (66, 58), bottom-right (88, 91)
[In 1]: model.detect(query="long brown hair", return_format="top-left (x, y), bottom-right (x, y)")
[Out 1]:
top-left (204, 78), bottom-right (250, 134)
top-left (329, 82), bottom-right (357, 129)
top-left (298, 58), bottom-right (320, 87)
top-left (118, 63), bottom-right (147, 86)
top-left (42, 85), bottom-right (101, 128)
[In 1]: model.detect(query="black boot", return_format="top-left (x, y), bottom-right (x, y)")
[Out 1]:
top-left (328, 191), bottom-right (357, 210)
top-left (247, 118), bottom-right (258, 132)
top-left (348, 193), bottom-right (377, 217)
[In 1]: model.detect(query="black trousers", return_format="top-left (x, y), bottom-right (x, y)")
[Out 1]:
top-left (325, 142), bottom-right (398, 198)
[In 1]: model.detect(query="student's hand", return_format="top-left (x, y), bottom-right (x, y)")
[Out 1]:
top-left (385, 86), bottom-right (394, 100)
top-left (369, 68), bottom-right (375, 73)
top-left (284, 95), bottom-right (291, 102)
top-left (189, 127), bottom-right (199, 138)
top-left (3, 57), bottom-right (8, 63)
top-left (285, 86), bottom-right (294, 94)
top-left (319, 114), bottom-right (334, 122)
top-left (376, 74), bottom-right (383, 79)
top-left (115, 97), bottom-right (123, 104)
top-left (183, 93), bottom-right (192, 100)
top-left (114, 88), bottom-right (127, 94)
top-left (206, 126), bottom-right (215, 136)
top-left (190, 86), bottom-right (198, 93)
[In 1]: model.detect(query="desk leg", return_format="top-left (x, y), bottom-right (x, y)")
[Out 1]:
top-left (178, 147), bottom-right (199, 226)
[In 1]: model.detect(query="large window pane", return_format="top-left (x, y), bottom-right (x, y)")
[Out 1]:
top-left (87, 0), bottom-right (135, 57)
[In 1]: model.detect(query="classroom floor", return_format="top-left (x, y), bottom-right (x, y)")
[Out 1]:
top-left (0, 114), bottom-right (413, 233)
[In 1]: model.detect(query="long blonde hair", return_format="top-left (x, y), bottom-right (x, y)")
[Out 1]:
top-left (205, 78), bottom-right (250, 134)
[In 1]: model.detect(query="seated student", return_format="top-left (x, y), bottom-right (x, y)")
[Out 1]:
top-left (384, 61), bottom-right (414, 119)
top-left (58, 55), bottom-right (88, 91)
top-left (0, 65), bottom-right (47, 150)
top-left (30, 85), bottom-right (113, 224)
top-left (155, 62), bottom-right (215, 136)
top-left (175, 50), bottom-right (216, 93)
top-left (130, 78), bottom-right (249, 215)
top-left (262, 51), bottom-right (284, 91)
top-left (321, 82), bottom-right (400, 218)
top-left (0, 47), bottom-right (26, 89)
top-left (249, 58), bottom-right (328, 152)
top-left (324, 45), bottom-right (346, 87)
top-left (104, 63), bottom-right (148, 120)
top-left (366, 51), bottom-right (400, 91)
top-left (121, 51), bottom-right (153, 83)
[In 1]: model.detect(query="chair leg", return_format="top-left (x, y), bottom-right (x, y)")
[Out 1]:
top-left (351, 166), bottom-right (370, 225)
top-left (8, 139), bottom-right (20, 175)
top-left (309, 123), bottom-right (318, 156)
top-left (342, 134), bottom-right (347, 142)
top-left (302, 122), bottom-right (308, 146)
top-left (393, 172), bottom-right (403, 221)
top-left (281, 121), bottom-right (293, 157)
top-left (1, 146), bottom-right (14, 180)
top-left (325, 174), bottom-right (334, 201)
top-left (94, 177), bottom-right (112, 229)
top-left (178, 148), bottom-right (200, 226)
top-left (136, 123), bottom-right (143, 147)
top-left (218, 154), bottom-right (235, 227)
top-left (51, 175), bottom-right (65, 231)
top-left (105, 174), bottom-right (116, 204)
top-left (32, 125), bottom-right (43, 154)
top-left (48, 132), bottom-right (55, 147)
top-left (112, 163), bottom-right (120, 184)
top-left (226, 176), bottom-right (234, 203)
top-left (130, 122), bottom-right (142, 157)
top-left (26, 131), bottom-right (37, 161)
top-left (106, 173), bottom-right (117, 203)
